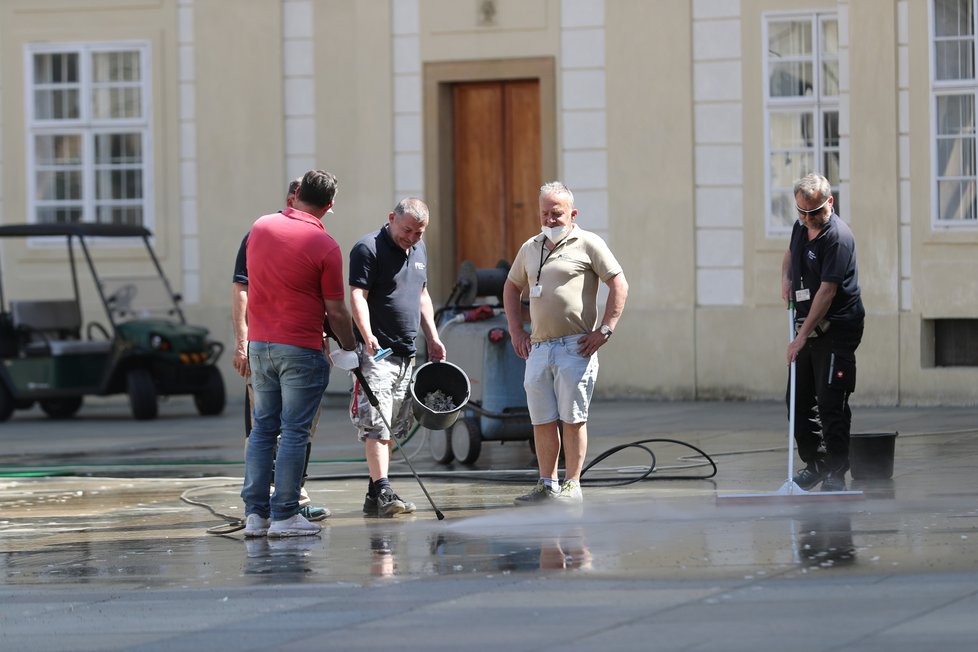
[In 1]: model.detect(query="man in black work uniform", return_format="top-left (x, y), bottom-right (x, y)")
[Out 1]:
top-left (781, 172), bottom-right (865, 492)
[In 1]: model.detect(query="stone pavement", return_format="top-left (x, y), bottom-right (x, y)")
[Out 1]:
top-left (1, 396), bottom-right (977, 651)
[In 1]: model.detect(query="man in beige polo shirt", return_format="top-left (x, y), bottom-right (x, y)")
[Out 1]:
top-left (503, 181), bottom-right (628, 505)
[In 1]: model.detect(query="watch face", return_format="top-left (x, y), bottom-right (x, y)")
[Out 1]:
top-left (600, 325), bottom-right (612, 336)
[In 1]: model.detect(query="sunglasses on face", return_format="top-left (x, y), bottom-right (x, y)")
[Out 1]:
top-left (796, 196), bottom-right (830, 216)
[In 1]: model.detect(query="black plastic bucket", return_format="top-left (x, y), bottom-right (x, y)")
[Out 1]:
top-left (410, 361), bottom-right (471, 430)
top-left (849, 432), bottom-right (898, 480)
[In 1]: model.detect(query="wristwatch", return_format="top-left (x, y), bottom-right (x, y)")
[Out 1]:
top-left (599, 324), bottom-right (613, 337)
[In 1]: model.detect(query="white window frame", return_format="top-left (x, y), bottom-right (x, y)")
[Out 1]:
top-left (762, 11), bottom-right (841, 238)
top-left (24, 41), bottom-right (153, 231)
top-left (930, 0), bottom-right (978, 229)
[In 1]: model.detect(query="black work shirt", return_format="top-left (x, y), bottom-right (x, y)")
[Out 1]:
top-left (788, 213), bottom-right (864, 327)
top-left (232, 233), bottom-right (249, 285)
top-left (349, 225), bottom-right (428, 357)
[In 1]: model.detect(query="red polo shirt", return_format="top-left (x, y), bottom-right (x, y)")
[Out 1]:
top-left (246, 207), bottom-right (345, 350)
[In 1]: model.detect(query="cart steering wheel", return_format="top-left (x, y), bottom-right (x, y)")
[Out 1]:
top-left (86, 321), bottom-right (111, 340)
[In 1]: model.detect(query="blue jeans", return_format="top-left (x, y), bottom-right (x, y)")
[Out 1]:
top-left (242, 342), bottom-right (329, 521)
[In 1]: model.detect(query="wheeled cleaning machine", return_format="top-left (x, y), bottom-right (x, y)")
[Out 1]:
top-left (428, 260), bottom-right (532, 464)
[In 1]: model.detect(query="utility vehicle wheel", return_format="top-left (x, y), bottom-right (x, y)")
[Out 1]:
top-left (450, 416), bottom-right (482, 465)
top-left (428, 428), bottom-right (454, 464)
top-left (39, 396), bottom-right (83, 419)
top-left (194, 367), bottom-right (226, 416)
top-left (0, 384), bottom-right (14, 422)
top-left (128, 368), bottom-right (158, 420)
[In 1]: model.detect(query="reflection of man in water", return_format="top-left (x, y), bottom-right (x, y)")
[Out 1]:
top-left (538, 528), bottom-right (592, 571)
top-left (370, 533), bottom-right (396, 577)
top-left (796, 514), bottom-right (855, 568)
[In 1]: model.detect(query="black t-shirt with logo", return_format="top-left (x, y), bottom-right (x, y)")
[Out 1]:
top-left (788, 213), bottom-right (865, 328)
top-left (349, 225), bottom-right (428, 357)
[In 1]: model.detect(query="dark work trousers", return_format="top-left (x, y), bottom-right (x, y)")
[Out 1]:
top-left (787, 324), bottom-right (863, 472)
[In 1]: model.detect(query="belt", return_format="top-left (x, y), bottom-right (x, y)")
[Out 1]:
top-left (795, 319), bottom-right (832, 338)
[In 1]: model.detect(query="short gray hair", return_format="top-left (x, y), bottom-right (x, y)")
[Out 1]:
top-left (393, 197), bottom-right (429, 223)
top-left (540, 181), bottom-right (574, 205)
top-left (793, 173), bottom-right (831, 201)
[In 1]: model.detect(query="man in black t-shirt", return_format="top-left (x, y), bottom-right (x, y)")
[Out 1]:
top-left (348, 197), bottom-right (446, 517)
top-left (781, 173), bottom-right (865, 492)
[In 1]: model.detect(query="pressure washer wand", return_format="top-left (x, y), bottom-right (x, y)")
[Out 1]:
top-left (351, 366), bottom-right (446, 521)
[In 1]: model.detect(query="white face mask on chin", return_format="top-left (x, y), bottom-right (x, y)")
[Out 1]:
top-left (541, 224), bottom-right (570, 243)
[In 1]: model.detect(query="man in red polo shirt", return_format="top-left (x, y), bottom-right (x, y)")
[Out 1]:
top-left (241, 170), bottom-right (357, 538)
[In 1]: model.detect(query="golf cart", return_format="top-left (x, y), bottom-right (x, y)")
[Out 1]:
top-left (0, 223), bottom-right (225, 421)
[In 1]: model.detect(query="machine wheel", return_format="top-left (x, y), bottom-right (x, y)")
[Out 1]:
top-left (450, 416), bottom-right (482, 465)
top-left (194, 367), bottom-right (226, 416)
top-left (428, 428), bottom-right (454, 464)
top-left (0, 384), bottom-right (15, 422)
top-left (127, 368), bottom-right (158, 420)
top-left (39, 396), bottom-right (83, 419)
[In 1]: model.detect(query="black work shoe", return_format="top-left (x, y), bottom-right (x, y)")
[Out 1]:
top-left (820, 470), bottom-right (847, 492)
top-left (363, 487), bottom-right (416, 517)
top-left (792, 462), bottom-right (827, 490)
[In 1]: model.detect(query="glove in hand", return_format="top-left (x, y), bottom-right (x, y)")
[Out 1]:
top-left (329, 348), bottom-right (360, 371)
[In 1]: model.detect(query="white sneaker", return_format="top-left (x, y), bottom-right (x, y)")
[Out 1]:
top-left (556, 479), bottom-right (583, 504)
top-left (299, 486), bottom-right (311, 507)
top-left (267, 513), bottom-right (321, 538)
top-left (243, 513), bottom-right (270, 537)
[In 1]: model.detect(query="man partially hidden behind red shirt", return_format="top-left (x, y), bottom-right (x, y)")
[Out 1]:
top-left (241, 170), bottom-right (357, 538)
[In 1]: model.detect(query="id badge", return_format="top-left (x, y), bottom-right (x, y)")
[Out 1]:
top-left (795, 288), bottom-right (811, 302)
top-left (529, 284), bottom-right (543, 298)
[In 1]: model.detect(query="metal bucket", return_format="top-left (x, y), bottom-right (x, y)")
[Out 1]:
top-left (410, 361), bottom-right (471, 430)
top-left (849, 432), bottom-right (898, 480)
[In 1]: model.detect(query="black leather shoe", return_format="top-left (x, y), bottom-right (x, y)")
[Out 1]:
top-left (821, 470), bottom-right (847, 492)
top-left (792, 463), bottom-right (826, 490)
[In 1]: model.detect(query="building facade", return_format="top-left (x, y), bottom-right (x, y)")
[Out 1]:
top-left (1, 0), bottom-right (976, 405)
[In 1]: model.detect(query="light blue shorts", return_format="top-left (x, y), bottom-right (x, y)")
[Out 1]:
top-left (523, 334), bottom-right (599, 425)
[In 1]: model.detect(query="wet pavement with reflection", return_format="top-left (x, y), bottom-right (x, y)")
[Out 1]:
top-left (1, 399), bottom-right (977, 650)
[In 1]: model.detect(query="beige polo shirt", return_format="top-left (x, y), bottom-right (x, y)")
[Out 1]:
top-left (507, 225), bottom-right (623, 342)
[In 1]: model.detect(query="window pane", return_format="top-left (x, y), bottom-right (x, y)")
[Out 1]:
top-left (822, 60), bottom-right (839, 96)
top-left (34, 89), bottom-right (80, 120)
top-left (936, 94), bottom-right (976, 136)
top-left (938, 137), bottom-right (977, 176)
top-left (33, 53), bottom-right (78, 84)
top-left (769, 62), bottom-right (814, 97)
top-left (821, 20), bottom-right (839, 56)
top-left (936, 40), bottom-right (976, 80)
top-left (93, 87), bottom-right (142, 119)
top-left (95, 133), bottom-right (142, 164)
top-left (823, 111), bottom-right (839, 147)
top-left (36, 170), bottom-right (82, 201)
top-left (93, 52), bottom-right (141, 82)
top-left (770, 191), bottom-right (797, 230)
top-left (769, 20), bottom-right (812, 57)
top-left (770, 151), bottom-right (815, 188)
top-left (770, 111), bottom-right (815, 148)
top-left (935, 0), bottom-right (974, 37)
top-left (35, 134), bottom-right (82, 165)
top-left (37, 206), bottom-right (83, 225)
top-left (96, 168), bottom-right (143, 201)
top-left (823, 151), bottom-right (841, 191)
top-left (938, 179), bottom-right (977, 220)
top-left (97, 205), bottom-right (143, 226)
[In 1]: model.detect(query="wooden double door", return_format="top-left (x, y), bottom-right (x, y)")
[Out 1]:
top-left (452, 80), bottom-right (541, 270)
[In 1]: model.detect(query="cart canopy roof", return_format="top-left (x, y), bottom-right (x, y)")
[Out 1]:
top-left (0, 223), bottom-right (151, 238)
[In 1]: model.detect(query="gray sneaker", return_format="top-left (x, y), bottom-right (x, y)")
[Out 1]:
top-left (514, 480), bottom-right (559, 506)
top-left (243, 513), bottom-right (270, 538)
top-left (267, 513), bottom-right (321, 538)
